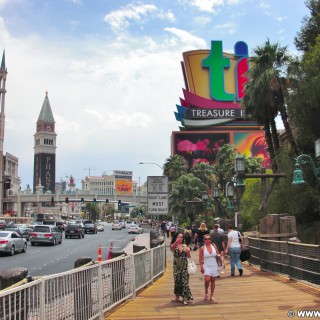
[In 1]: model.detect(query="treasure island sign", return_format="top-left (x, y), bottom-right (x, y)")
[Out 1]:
top-left (173, 41), bottom-right (271, 169)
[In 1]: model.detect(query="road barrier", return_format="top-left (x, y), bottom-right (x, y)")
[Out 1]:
top-left (97, 244), bottom-right (102, 262)
top-left (107, 242), bottom-right (113, 260)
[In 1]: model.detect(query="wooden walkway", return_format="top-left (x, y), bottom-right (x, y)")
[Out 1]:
top-left (105, 241), bottom-right (320, 320)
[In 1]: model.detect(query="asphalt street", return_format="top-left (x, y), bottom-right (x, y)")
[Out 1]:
top-left (0, 223), bottom-right (138, 277)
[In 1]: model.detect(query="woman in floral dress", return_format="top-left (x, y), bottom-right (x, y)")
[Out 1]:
top-left (170, 232), bottom-right (193, 305)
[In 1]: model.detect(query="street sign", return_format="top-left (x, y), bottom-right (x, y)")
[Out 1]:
top-left (147, 176), bottom-right (168, 193)
top-left (147, 193), bottom-right (168, 215)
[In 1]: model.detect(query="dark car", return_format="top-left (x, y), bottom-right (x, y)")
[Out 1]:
top-left (65, 224), bottom-right (85, 239)
top-left (0, 220), bottom-right (7, 230)
top-left (30, 225), bottom-right (62, 246)
top-left (84, 223), bottom-right (97, 234)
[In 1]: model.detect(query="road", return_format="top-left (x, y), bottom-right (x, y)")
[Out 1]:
top-left (0, 223), bottom-right (139, 277)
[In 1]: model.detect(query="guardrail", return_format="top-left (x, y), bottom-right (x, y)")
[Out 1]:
top-left (0, 244), bottom-right (166, 320)
top-left (247, 237), bottom-right (320, 286)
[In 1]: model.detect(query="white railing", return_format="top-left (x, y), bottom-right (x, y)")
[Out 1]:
top-left (0, 244), bottom-right (166, 320)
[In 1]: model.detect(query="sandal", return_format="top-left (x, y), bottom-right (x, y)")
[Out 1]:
top-left (204, 294), bottom-right (209, 300)
top-left (183, 299), bottom-right (188, 305)
top-left (210, 296), bottom-right (215, 303)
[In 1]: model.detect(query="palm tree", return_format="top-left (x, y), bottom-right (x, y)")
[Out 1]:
top-left (242, 39), bottom-right (299, 170)
top-left (191, 162), bottom-right (217, 189)
top-left (163, 154), bottom-right (187, 182)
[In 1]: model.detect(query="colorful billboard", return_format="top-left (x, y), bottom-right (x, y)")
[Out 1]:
top-left (172, 130), bottom-right (270, 169)
top-left (115, 180), bottom-right (133, 195)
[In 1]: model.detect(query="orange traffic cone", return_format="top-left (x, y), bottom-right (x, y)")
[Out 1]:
top-left (107, 242), bottom-right (113, 260)
top-left (98, 244), bottom-right (102, 262)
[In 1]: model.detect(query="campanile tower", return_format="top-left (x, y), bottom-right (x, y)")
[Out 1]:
top-left (0, 51), bottom-right (7, 214)
top-left (33, 92), bottom-right (57, 193)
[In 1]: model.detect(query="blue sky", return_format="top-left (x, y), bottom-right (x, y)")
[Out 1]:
top-left (0, 0), bottom-right (310, 189)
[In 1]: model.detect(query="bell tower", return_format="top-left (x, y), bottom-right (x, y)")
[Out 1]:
top-left (33, 92), bottom-right (57, 193)
top-left (0, 50), bottom-right (7, 214)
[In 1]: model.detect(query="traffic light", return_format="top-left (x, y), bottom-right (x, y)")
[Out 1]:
top-left (118, 200), bottom-right (121, 206)
top-left (93, 198), bottom-right (97, 204)
top-left (106, 199), bottom-right (109, 204)
top-left (65, 197), bottom-right (69, 204)
top-left (80, 197), bottom-right (84, 204)
top-left (51, 197), bottom-right (54, 206)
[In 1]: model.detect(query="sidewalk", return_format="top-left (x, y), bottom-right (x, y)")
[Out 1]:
top-left (105, 238), bottom-right (320, 320)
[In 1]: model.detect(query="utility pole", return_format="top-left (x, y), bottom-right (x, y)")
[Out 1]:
top-left (84, 168), bottom-right (97, 176)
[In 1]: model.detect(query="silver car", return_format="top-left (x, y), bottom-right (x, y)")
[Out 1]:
top-left (0, 231), bottom-right (28, 255)
top-left (30, 225), bottom-right (62, 246)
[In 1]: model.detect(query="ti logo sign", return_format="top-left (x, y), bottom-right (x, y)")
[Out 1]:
top-left (202, 41), bottom-right (248, 102)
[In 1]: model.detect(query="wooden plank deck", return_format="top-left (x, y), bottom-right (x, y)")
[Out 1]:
top-left (105, 241), bottom-right (320, 320)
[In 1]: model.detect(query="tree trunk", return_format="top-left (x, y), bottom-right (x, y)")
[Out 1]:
top-left (264, 121), bottom-right (278, 172)
top-left (279, 109), bottom-right (299, 155)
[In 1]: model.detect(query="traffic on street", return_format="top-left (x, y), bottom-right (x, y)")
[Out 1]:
top-left (0, 222), bottom-right (142, 277)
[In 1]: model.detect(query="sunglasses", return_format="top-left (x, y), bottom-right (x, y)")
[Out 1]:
top-left (204, 238), bottom-right (211, 241)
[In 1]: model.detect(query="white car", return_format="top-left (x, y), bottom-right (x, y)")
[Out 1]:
top-left (96, 223), bottom-right (104, 232)
top-left (127, 224), bottom-right (143, 234)
top-left (112, 221), bottom-right (122, 230)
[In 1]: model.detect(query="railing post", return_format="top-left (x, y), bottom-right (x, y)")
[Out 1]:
top-left (132, 255), bottom-right (136, 299)
top-left (151, 248), bottom-right (154, 284)
top-left (98, 264), bottom-right (104, 320)
top-left (39, 278), bottom-right (45, 320)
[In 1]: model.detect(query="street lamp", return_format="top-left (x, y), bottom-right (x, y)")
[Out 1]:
top-left (234, 153), bottom-right (245, 187)
top-left (201, 191), bottom-right (209, 224)
top-left (292, 154), bottom-right (320, 187)
top-left (226, 182), bottom-right (235, 210)
top-left (139, 162), bottom-right (163, 170)
top-left (212, 187), bottom-right (219, 217)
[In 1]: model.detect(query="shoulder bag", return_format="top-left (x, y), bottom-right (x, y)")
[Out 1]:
top-left (187, 258), bottom-right (197, 274)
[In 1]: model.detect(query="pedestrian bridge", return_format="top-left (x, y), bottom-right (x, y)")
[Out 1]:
top-left (105, 237), bottom-right (320, 320)
top-left (0, 236), bottom-right (319, 320)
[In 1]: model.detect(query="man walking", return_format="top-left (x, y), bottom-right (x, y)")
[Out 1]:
top-left (210, 224), bottom-right (226, 273)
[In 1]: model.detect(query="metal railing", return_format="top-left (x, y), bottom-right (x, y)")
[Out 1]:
top-left (247, 237), bottom-right (320, 285)
top-left (0, 244), bottom-right (166, 320)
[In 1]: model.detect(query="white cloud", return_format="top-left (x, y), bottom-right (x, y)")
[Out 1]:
top-left (277, 16), bottom-right (288, 22)
top-left (193, 16), bottom-right (212, 26)
top-left (259, 1), bottom-right (269, 9)
top-left (1, 19), bottom-right (209, 186)
top-left (215, 23), bottom-right (237, 35)
top-left (189, 0), bottom-right (241, 13)
top-left (104, 4), bottom-right (175, 33)
top-left (164, 27), bottom-right (207, 49)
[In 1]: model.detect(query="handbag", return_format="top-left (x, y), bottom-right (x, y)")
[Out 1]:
top-left (187, 258), bottom-right (197, 274)
top-left (240, 248), bottom-right (251, 262)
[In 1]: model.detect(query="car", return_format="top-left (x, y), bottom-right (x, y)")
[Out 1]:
top-left (119, 220), bottom-right (126, 229)
top-left (127, 224), bottom-right (143, 234)
top-left (5, 224), bottom-right (31, 241)
top-left (0, 220), bottom-right (7, 230)
top-left (84, 223), bottom-right (97, 234)
top-left (95, 223), bottom-right (104, 232)
top-left (112, 221), bottom-right (122, 230)
top-left (30, 225), bottom-right (63, 246)
top-left (65, 224), bottom-right (84, 239)
top-left (0, 231), bottom-right (27, 255)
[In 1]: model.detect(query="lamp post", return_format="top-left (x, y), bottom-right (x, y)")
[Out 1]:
top-left (226, 181), bottom-right (235, 212)
top-left (139, 162), bottom-right (163, 170)
top-left (201, 191), bottom-right (209, 225)
top-left (213, 187), bottom-right (219, 218)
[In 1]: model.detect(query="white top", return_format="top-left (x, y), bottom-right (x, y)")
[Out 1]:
top-left (203, 244), bottom-right (219, 277)
top-left (228, 230), bottom-right (241, 248)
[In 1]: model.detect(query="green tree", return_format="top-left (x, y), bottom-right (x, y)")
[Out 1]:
top-left (85, 203), bottom-right (101, 221)
top-left (295, 0), bottom-right (320, 52)
top-left (169, 174), bottom-right (207, 223)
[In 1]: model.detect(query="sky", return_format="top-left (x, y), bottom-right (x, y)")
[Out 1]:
top-left (0, 0), bottom-right (310, 189)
